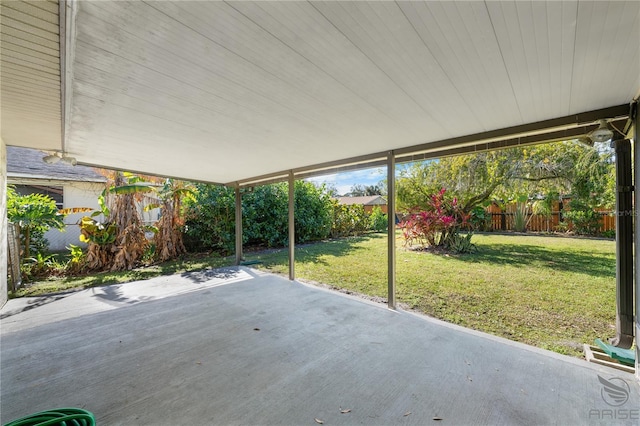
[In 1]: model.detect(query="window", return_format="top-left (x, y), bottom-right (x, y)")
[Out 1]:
top-left (14, 185), bottom-right (63, 209)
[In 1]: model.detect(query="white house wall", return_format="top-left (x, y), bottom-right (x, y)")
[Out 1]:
top-left (45, 181), bottom-right (103, 251)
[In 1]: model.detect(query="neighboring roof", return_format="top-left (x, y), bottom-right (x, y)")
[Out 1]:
top-left (1, 1), bottom-right (638, 185)
top-left (6, 146), bottom-right (106, 183)
top-left (336, 196), bottom-right (386, 206)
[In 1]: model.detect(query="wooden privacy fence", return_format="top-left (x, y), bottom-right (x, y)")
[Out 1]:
top-left (488, 210), bottom-right (616, 233)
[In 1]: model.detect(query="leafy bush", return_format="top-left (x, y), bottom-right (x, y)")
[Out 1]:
top-left (65, 244), bottom-right (86, 275)
top-left (564, 199), bottom-right (602, 235)
top-left (6, 187), bottom-right (65, 258)
top-left (601, 229), bottom-right (615, 238)
top-left (368, 206), bottom-right (388, 232)
top-left (331, 202), bottom-right (369, 238)
top-left (447, 233), bottom-right (476, 254)
top-left (399, 188), bottom-right (472, 251)
top-left (555, 221), bottom-right (570, 233)
top-left (563, 209), bottom-right (602, 235)
top-left (183, 184), bottom-right (236, 253)
top-left (22, 253), bottom-right (64, 281)
top-left (184, 181), bottom-right (334, 253)
top-left (469, 205), bottom-right (491, 231)
top-left (292, 181), bottom-right (333, 243)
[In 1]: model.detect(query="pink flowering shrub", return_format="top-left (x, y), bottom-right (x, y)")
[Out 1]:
top-left (399, 188), bottom-right (471, 251)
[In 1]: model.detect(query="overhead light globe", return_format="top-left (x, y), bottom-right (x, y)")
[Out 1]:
top-left (61, 156), bottom-right (77, 166)
top-left (42, 153), bottom-right (61, 164)
top-left (588, 119), bottom-right (614, 143)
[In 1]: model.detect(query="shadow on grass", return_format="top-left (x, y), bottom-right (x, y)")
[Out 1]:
top-left (247, 235), bottom-right (378, 267)
top-left (468, 243), bottom-right (615, 278)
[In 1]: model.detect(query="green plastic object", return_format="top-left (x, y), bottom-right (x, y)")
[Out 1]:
top-left (3, 408), bottom-right (95, 426)
top-left (594, 338), bottom-right (636, 366)
top-left (240, 260), bottom-right (262, 266)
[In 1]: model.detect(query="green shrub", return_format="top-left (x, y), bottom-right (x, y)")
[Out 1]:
top-left (242, 184), bottom-right (289, 247)
top-left (292, 181), bottom-right (333, 243)
top-left (368, 206), bottom-right (388, 232)
top-left (22, 252), bottom-right (63, 281)
top-left (331, 202), bottom-right (369, 237)
top-left (601, 229), bottom-right (616, 239)
top-left (183, 185), bottom-right (236, 253)
top-left (469, 205), bottom-right (491, 231)
top-left (446, 232), bottom-right (476, 254)
top-left (564, 209), bottom-right (602, 235)
top-left (555, 221), bottom-right (570, 233)
top-left (65, 244), bottom-right (86, 275)
top-left (7, 187), bottom-right (65, 258)
top-left (184, 181), bottom-right (334, 252)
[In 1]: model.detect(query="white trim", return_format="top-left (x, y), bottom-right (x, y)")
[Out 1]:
top-left (6, 173), bottom-right (105, 184)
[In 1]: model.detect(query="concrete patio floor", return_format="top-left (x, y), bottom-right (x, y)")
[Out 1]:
top-left (1, 267), bottom-right (638, 425)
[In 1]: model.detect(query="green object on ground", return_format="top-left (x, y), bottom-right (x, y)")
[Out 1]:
top-left (3, 408), bottom-right (95, 426)
top-left (240, 260), bottom-right (262, 266)
top-left (594, 338), bottom-right (636, 366)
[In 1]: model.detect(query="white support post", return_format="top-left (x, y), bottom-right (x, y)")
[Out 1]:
top-left (235, 185), bottom-right (243, 266)
top-left (288, 171), bottom-right (295, 281)
top-left (387, 151), bottom-right (396, 309)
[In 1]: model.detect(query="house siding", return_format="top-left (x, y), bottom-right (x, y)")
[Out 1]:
top-left (44, 181), bottom-right (104, 251)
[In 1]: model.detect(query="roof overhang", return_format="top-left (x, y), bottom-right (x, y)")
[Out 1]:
top-left (1, 1), bottom-right (639, 186)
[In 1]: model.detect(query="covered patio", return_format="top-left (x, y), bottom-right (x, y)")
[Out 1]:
top-left (2, 267), bottom-right (638, 424)
top-left (1, 0), bottom-right (640, 422)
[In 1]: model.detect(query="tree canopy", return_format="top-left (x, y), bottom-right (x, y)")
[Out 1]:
top-left (346, 183), bottom-right (385, 197)
top-left (396, 140), bottom-right (615, 214)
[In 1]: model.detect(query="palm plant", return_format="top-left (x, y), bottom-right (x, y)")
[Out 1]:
top-left (6, 187), bottom-right (65, 259)
top-left (149, 179), bottom-right (193, 262)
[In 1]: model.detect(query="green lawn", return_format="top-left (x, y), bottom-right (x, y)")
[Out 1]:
top-left (245, 233), bottom-right (617, 357)
top-left (16, 233), bottom-right (616, 358)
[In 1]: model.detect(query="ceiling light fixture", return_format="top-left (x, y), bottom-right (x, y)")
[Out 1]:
top-left (61, 156), bottom-right (77, 166)
top-left (42, 152), bottom-right (77, 166)
top-left (42, 153), bottom-right (61, 164)
top-left (577, 137), bottom-right (594, 147)
top-left (588, 119), bottom-right (614, 143)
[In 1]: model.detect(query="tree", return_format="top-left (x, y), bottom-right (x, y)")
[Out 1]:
top-left (347, 183), bottom-right (384, 196)
top-left (81, 172), bottom-right (153, 271)
top-left (396, 140), bottom-right (613, 215)
top-left (152, 179), bottom-right (194, 262)
top-left (6, 187), bottom-right (65, 259)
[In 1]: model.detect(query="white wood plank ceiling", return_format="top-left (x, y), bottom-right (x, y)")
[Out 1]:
top-left (2, 1), bottom-right (639, 184)
top-left (1, 0), bottom-right (62, 150)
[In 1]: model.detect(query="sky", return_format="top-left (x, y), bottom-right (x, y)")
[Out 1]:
top-left (305, 167), bottom-right (387, 196)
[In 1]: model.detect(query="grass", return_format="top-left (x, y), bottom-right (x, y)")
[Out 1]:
top-left (12, 253), bottom-right (234, 298)
top-left (244, 233), bottom-right (617, 357)
top-left (16, 233), bottom-right (617, 358)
